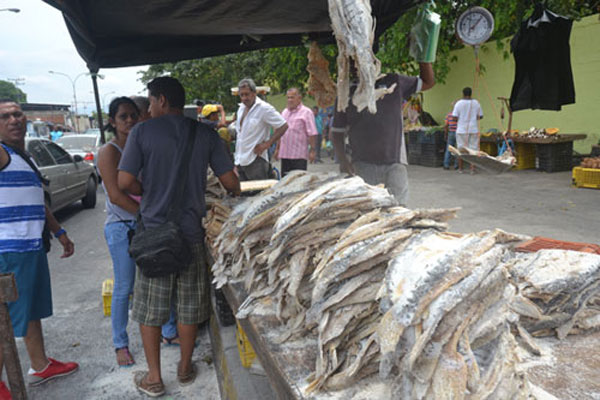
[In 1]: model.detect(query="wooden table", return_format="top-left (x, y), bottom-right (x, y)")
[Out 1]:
top-left (480, 133), bottom-right (587, 144)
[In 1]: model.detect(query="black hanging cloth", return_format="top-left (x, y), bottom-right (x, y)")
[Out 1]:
top-left (509, 4), bottom-right (575, 111)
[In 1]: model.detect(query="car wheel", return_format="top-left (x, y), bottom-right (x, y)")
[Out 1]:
top-left (82, 176), bottom-right (97, 209)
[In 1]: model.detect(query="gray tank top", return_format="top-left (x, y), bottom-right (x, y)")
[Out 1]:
top-left (101, 142), bottom-right (137, 225)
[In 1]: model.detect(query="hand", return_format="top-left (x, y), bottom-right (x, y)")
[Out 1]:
top-left (253, 142), bottom-right (270, 156)
top-left (58, 234), bottom-right (74, 258)
top-left (308, 149), bottom-right (316, 163)
top-left (273, 150), bottom-right (279, 161)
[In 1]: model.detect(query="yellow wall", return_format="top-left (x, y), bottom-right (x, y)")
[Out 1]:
top-left (424, 14), bottom-right (600, 153)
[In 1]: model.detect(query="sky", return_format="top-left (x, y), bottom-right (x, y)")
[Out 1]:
top-left (0, 0), bottom-right (147, 114)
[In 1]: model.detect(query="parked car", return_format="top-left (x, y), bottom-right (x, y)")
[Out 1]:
top-left (55, 133), bottom-right (102, 178)
top-left (25, 138), bottom-right (98, 212)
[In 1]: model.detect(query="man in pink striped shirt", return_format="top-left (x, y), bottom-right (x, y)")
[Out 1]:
top-left (274, 88), bottom-right (318, 177)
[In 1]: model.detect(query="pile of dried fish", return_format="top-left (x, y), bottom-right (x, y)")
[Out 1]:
top-left (328, 0), bottom-right (395, 113)
top-left (305, 208), bottom-right (459, 393)
top-left (508, 249), bottom-right (600, 339)
top-left (376, 229), bottom-right (531, 399)
top-left (306, 42), bottom-right (337, 109)
top-left (206, 168), bottom-right (227, 209)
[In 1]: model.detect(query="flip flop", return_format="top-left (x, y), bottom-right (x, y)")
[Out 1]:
top-left (133, 371), bottom-right (165, 397)
top-left (116, 347), bottom-right (135, 367)
top-left (177, 364), bottom-right (197, 387)
top-left (161, 335), bottom-right (180, 347)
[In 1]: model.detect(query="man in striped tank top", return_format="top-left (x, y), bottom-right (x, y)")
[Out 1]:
top-left (0, 100), bottom-right (78, 395)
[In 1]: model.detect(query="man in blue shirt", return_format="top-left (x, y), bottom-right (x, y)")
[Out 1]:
top-left (118, 77), bottom-right (240, 397)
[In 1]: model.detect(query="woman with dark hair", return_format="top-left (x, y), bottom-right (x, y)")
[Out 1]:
top-left (97, 97), bottom-right (141, 366)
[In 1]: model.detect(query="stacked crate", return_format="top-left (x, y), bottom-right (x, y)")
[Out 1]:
top-left (536, 142), bottom-right (573, 172)
top-left (514, 143), bottom-right (536, 170)
top-left (418, 130), bottom-right (445, 167)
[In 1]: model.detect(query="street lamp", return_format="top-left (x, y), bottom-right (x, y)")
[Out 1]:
top-left (0, 8), bottom-right (20, 13)
top-left (102, 91), bottom-right (116, 111)
top-left (48, 70), bottom-right (103, 133)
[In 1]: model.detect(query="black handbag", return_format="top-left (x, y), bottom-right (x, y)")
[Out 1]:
top-left (128, 121), bottom-right (197, 278)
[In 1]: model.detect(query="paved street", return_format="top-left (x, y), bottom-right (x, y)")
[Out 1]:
top-left (9, 158), bottom-right (600, 399)
top-left (17, 191), bottom-right (219, 400)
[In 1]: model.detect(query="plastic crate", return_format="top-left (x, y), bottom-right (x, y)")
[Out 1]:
top-left (102, 279), bottom-right (113, 317)
top-left (419, 143), bottom-right (445, 167)
top-left (572, 167), bottom-right (600, 189)
top-left (535, 142), bottom-right (573, 172)
top-left (235, 321), bottom-right (256, 368)
top-left (537, 157), bottom-right (572, 172)
top-left (418, 130), bottom-right (444, 145)
top-left (480, 142), bottom-right (498, 156)
top-left (214, 287), bottom-right (236, 326)
top-left (514, 143), bottom-right (536, 170)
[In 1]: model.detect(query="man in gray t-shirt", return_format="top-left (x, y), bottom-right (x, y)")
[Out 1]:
top-left (118, 77), bottom-right (240, 397)
top-left (331, 63), bottom-right (435, 206)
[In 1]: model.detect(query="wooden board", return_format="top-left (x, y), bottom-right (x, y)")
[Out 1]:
top-left (480, 134), bottom-right (586, 144)
top-left (240, 180), bottom-right (279, 193)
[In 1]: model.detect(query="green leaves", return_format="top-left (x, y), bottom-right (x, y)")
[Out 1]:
top-left (0, 80), bottom-right (27, 103)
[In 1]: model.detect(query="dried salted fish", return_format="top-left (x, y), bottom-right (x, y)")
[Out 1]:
top-left (328, 0), bottom-right (395, 113)
top-left (307, 42), bottom-right (337, 108)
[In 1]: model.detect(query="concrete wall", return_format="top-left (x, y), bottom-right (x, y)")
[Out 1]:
top-left (423, 14), bottom-right (600, 153)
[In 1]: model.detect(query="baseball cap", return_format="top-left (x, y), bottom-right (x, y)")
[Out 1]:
top-left (201, 104), bottom-right (219, 117)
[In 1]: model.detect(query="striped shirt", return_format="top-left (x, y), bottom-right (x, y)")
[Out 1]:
top-left (279, 104), bottom-right (318, 160)
top-left (445, 113), bottom-right (458, 133)
top-left (0, 144), bottom-right (45, 253)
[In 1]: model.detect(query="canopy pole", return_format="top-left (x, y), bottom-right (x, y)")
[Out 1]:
top-left (90, 71), bottom-right (105, 144)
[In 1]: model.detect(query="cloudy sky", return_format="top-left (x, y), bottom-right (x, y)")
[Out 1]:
top-left (0, 0), bottom-right (147, 113)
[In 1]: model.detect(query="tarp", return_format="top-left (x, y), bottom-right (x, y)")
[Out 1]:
top-left (43, 0), bottom-right (424, 71)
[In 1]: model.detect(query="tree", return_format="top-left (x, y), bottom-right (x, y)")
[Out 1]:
top-left (139, 1), bottom-right (599, 102)
top-left (0, 80), bottom-right (27, 103)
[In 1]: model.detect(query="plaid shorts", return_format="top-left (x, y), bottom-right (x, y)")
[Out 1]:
top-left (131, 242), bottom-right (210, 326)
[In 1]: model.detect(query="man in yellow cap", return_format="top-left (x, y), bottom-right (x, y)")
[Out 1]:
top-left (200, 104), bottom-right (232, 158)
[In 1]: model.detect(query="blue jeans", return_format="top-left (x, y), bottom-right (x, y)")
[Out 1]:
top-left (104, 222), bottom-right (177, 348)
top-left (444, 131), bottom-right (458, 169)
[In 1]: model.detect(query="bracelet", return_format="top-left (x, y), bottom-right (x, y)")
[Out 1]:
top-left (54, 228), bottom-right (66, 238)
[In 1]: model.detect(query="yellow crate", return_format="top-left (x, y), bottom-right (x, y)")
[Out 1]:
top-left (514, 142), bottom-right (536, 170)
top-left (102, 279), bottom-right (113, 317)
top-left (235, 321), bottom-right (256, 368)
top-left (479, 142), bottom-right (497, 157)
top-left (573, 167), bottom-right (600, 189)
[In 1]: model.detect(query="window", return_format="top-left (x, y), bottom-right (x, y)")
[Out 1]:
top-left (45, 142), bottom-right (73, 165)
top-left (27, 140), bottom-right (56, 167)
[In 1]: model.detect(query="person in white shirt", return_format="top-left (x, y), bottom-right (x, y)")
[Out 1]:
top-left (452, 87), bottom-right (483, 174)
top-left (234, 78), bottom-right (288, 180)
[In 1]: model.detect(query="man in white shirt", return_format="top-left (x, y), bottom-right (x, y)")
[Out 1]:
top-left (452, 87), bottom-right (483, 174)
top-left (234, 79), bottom-right (288, 180)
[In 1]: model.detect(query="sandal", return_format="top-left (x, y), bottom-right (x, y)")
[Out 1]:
top-left (177, 363), bottom-right (197, 386)
top-left (133, 371), bottom-right (165, 397)
top-left (115, 347), bottom-right (135, 367)
top-left (161, 335), bottom-right (180, 347)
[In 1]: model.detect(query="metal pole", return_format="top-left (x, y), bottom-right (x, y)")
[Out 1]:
top-left (71, 80), bottom-right (80, 133)
top-left (91, 73), bottom-right (105, 144)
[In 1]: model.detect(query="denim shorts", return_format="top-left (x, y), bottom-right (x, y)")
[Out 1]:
top-left (0, 249), bottom-right (53, 337)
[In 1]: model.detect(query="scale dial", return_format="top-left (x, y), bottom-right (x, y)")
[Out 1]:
top-left (456, 7), bottom-right (495, 46)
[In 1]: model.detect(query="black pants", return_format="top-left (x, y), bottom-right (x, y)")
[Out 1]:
top-left (281, 158), bottom-right (307, 177)
top-left (237, 157), bottom-right (271, 181)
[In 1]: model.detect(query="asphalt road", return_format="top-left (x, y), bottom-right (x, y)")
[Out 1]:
top-left (16, 189), bottom-right (219, 400)
top-left (10, 158), bottom-right (600, 399)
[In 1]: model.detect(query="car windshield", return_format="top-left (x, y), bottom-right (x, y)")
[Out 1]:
top-left (56, 136), bottom-right (97, 151)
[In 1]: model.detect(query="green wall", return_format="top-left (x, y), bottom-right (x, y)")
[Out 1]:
top-left (424, 14), bottom-right (600, 153)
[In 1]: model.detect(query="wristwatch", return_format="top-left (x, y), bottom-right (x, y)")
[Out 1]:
top-left (54, 228), bottom-right (66, 238)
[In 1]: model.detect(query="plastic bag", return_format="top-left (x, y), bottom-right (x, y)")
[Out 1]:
top-left (409, 1), bottom-right (441, 63)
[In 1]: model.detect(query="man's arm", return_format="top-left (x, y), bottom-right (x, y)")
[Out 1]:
top-left (118, 171), bottom-right (143, 195)
top-left (0, 146), bottom-right (8, 170)
top-left (217, 105), bottom-right (228, 128)
top-left (218, 170), bottom-right (241, 197)
top-left (332, 128), bottom-right (354, 175)
top-left (45, 205), bottom-right (74, 258)
top-left (253, 123), bottom-right (288, 156)
top-left (308, 135), bottom-right (317, 163)
top-left (419, 63), bottom-right (435, 91)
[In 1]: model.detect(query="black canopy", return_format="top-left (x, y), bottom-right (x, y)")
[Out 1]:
top-left (44, 0), bottom-right (423, 70)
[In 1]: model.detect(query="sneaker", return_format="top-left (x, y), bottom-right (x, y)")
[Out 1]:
top-left (0, 381), bottom-right (12, 400)
top-left (28, 358), bottom-right (79, 386)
